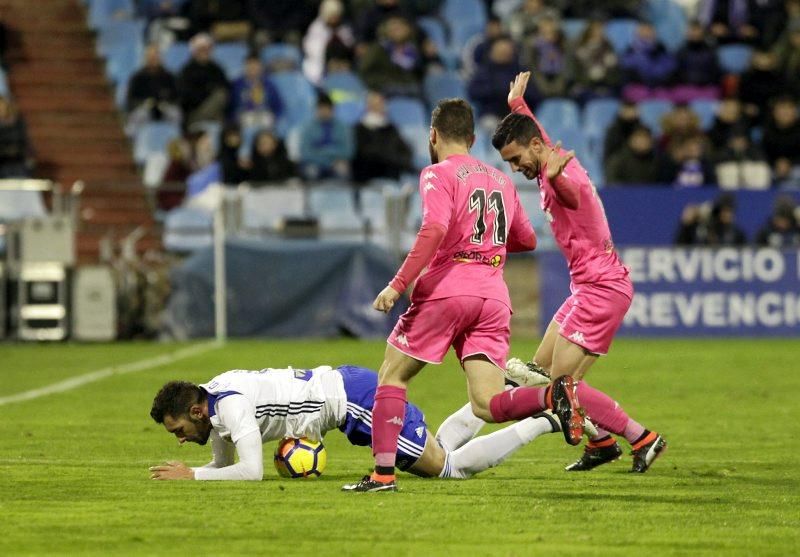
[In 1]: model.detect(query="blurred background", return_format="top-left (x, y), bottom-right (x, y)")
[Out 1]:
top-left (0, 0), bottom-right (798, 344)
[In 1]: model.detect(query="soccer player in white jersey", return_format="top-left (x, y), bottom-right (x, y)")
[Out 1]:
top-left (491, 72), bottom-right (666, 472)
top-left (148, 364), bottom-right (561, 481)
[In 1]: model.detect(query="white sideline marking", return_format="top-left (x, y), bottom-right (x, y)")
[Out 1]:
top-left (0, 341), bottom-right (221, 407)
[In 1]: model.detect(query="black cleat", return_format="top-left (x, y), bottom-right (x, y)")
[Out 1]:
top-left (549, 375), bottom-right (583, 446)
top-left (341, 475), bottom-right (397, 492)
top-left (565, 442), bottom-right (623, 471)
top-left (630, 434), bottom-right (667, 473)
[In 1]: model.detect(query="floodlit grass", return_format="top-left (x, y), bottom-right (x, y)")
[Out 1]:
top-left (1, 338), bottom-right (798, 556)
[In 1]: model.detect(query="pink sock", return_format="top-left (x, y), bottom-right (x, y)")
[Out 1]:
top-left (575, 382), bottom-right (630, 435)
top-left (489, 386), bottom-right (547, 422)
top-left (590, 427), bottom-right (612, 442)
top-left (623, 419), bottom-right (646, 444)
top-left (371, 385), bottom-right (407, 469)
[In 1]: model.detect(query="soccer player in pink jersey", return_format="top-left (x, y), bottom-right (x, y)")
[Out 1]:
top-left (343, 98), bottom-right (585, 492)
top-left (491, 72), bottom-right (667, 473)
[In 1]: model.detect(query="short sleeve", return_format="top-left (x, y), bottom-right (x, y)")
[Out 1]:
top-left (215, 395), bottom-right (260, 444)
top-left (419, 166), bottom-right (453, 229)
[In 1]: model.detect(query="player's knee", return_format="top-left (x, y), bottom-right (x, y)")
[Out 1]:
top-left (469, 400), bottom-right (494, 422)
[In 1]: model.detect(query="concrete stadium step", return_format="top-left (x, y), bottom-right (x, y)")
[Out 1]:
top-left (10, 72), bottom-right (109, 87)
top-left (30, 140), bottom-right (132, 157)
top-left (16, 96), bottom-right (116, 112)
top-left (12, 60), bottom-right (106, 75)
top-left (80, 207), bottom-right (155, 226)
top-left (6, 47), bottom-right (101, 63)
top-left (39, 152), bottom-right (135, 168)
top-left (25, 112), bottom-right (122, 127)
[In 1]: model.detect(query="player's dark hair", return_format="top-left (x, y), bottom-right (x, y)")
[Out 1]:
top-left (491, 112), bottom-right (543, 151)
top-left (150, 381), bottom-right (205, 423)
top-left (431, 98), bottom-right (474, 145)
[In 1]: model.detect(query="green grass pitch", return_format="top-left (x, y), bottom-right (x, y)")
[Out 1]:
top-left (1, 338), bottom-right (798, 556)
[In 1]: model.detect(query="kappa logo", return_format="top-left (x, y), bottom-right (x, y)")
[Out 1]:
top-left (387, 416), bottom-right (404, 426)
top-left (415, 426), bottom-right (424, 438)
top-left (424, 181), bottom-right (436, 192)
top-left (395, 334), bottom-right (409, 347)
top-left (568, 331), bottom-right (586, 344)
top-left (423, 170), bottom-right (437, 180)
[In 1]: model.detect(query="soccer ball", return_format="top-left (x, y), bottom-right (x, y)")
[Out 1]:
top-left (274, 437), bottom-right (327, 478)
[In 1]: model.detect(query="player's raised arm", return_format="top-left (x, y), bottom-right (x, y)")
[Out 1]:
top-left (507, 72), bottom-right (553, 147)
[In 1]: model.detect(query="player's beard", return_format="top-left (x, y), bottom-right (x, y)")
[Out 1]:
top-left (429, 141), bottom-right (438, 164)
top-left (192, 415), bottom-right (213, 445)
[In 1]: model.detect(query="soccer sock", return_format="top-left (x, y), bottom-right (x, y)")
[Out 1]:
top-left (589, 427), bottom-right (613, 444)
top-left (576, 382), bottom-right (650, 445)
top-left (371, 385), bottom-right (407, 477)
top-left (488, 386), bottom-right (547, 422)
top-left (440, 416), bottom-right (556, 479)
top-left (435, 401), bottom-right (487, 452)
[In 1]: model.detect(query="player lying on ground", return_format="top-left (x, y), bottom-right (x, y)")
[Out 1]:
top-left (148, 364), bottom-right (562, 481)
top-left (491, 71), bottom-right (666, 473)
top-left (349, 98), bottom-right (584, 493)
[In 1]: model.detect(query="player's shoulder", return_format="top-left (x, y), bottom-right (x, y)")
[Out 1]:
top-left (420, 161), bottom-right (451, 180)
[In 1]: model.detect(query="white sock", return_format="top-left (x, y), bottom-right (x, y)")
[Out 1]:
top-left (435, 401), bottom-right (486, 452)
top-left (439, 416), bottom-right (556, 479)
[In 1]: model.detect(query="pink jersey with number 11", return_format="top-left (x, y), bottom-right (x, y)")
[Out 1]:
top-left (510, 98), bottom-right (628, 285)
top-left (410, 153), bottom-right (534, 309)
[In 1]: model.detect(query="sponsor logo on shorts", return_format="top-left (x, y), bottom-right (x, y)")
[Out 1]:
top-left (395, 333), bottom-right (409, 347)
top-left (568, 331), bottom-right (586, 344)
top-left (452, 250), bottom-right (502, 267)
top-left (387, 416), bottom-right (404, 426)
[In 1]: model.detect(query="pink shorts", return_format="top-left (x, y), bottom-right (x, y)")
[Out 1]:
top-left (553, 278), bottom-right (634, 355)
top-left (388, 296), bottom-right (510, 368)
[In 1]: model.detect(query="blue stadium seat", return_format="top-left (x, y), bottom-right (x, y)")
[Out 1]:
top-left (161, 42), bottom-right (191, 73)
top-left (88, 0), bottom-right (134, 29)
top-left (309, 186), bottom-right (365, 239)
top-left (334, 99), bottom-right (365, 126)
top-left (417, 17), bottom-right (448, 54)
top-left (536, 98), bottom-right (581, 132)
top-left (260, 43), bottom-right (303, 72)
top-left (0, 68), bottom-right (9, 97)
top-left (553, 127), bottom-right (592, 167)
top-left (562, 19), bottom-right (588, 40)
top-left (97, 19), bottom-right (145, 57)
top-left (242, 187), bottom-right (305, 229)
top-left (397, 124), bottom-right (431, 170)
top-left (321, 71), bottom-right (367, 99)
top-left (213, 42), bottom-right (248, 80)
top-left (134, 122), bottom-right (181, 164)
top-left (387, 97), bottom-right (428, 128)
top-left (270, 72), bottom-right (318, 136)
top-left (163, 207), bottom-right (213, 252)
top-left (717, 44), bottom-right (753, 74)
top-left (583, 98), bottom-right (621, 138)
top-left (645, 0), bottom-right (688, 51)
top-left (605, 19), bottom-right (639, 54)
top-left (105, 42), bottom-right (143, 85)
top-left (638, 99), bottom-right (674, 135)
top-left (423, 72), bottom-right (467, 108)
top-left (689, 99), bottom-right (720, 130)
top-left (441, 0), bottom-right (487, 50)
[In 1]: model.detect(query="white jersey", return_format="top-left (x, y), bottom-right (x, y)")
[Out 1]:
top-left (199, 366), bottom-right (347, 444)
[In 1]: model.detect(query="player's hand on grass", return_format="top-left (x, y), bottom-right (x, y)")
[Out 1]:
top-left (543, 141), bottom-right (574, 181)
top-left (149, 460), bottom-right (195, 480)
top-left (373, 285), bottom-right (400, 313)
top-left (508, 71), bottom-right (531, 104)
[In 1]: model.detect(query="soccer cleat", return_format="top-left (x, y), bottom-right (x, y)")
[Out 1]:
top-left (505, 358), bottom-right (550, 387)
top-left (565, 441), bottom-right (623, 471)
top-left (548, 375), bottom-right (584, 446)
top-left (341, 474), bottom-right (398, 492)
top-left (630, 434), bottom-right (667, 473)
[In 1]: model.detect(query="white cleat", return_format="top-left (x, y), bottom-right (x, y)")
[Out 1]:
top-left (505, 358), bottom-right (551, 387)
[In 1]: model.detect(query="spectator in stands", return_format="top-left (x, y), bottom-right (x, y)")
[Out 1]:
top-left (0, 96), bottom-right (31, 178)
top-left (673, 20), bottom-right (722, 102)
top-left (761, 96), bottom-right (800, 183)
top-left (358, 16), bottom-right (424, 96)
top-left (229, 54), bottom-right (283, 131)
top-left (525, 16), bottom-right (569, 98)
top-left (660, 135), bottom-right (715, 188)
top-left (248, 130), bottom-right (297, 183)
top-left (186, 130), bottom-right (221, 197)
top-left (468, 36), bottom-right (533, 128)
top-left (560, 0), bottom-right (640, 19)
top-left (620, 22), bottom-right (677, 101)
top-left (298, 93), bottom-right (354, 181)
top-left (605, 125), bottom-right (663, 185)
top-left (713, 128), bottom-right (771, 189)
top-left (352, 90), bottom-right (412, 183)
top-left (675, 194), bottom-right (746, 245)
top-left (177, 33), bottom-right (229, 128)
top-left (218, 125), bottom-right (248, 185)
top-left (463, 16), bottom-right (504, 78)
top-left (749, 0), bottom-right (789, 48)
top-left (508, 0), bottom-right (560, 46)
top-left (603, 100), bottom-right (643, 162)
top-left (755, 196), bottom-right (800, 247)
top-left (247, 0), bottom-right (317, 44)
top-left (738, 50), bottom-right (786, 125)
top-left (708, 98), bottom-right (748, 156)
top-left (126, 45), bottom-right (181, 135)
top-left (188, 0), bottom-right (250, 41)
top-left (356, 0), bottom-right (411, 43)
top-left (774, 21), bottom-right (800, 99)
top-left (659, 104), bottom-right (703, 153)
top-left (567, 19), bottom-right (620, 104)
top-left (697, 0), bottom-right (759, 44)
top-left (157, 137), bottom-right (193, 211)
top-left (302, 0), bottom-right (356, 85)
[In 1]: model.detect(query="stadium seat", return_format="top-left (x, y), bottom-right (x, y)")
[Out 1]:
top-left (163, 206), bottom-right (213, 252)
top-left (0, 191), bottom-right (47, 222)
top-left (553, 127), bottom-right (592, 168)
top-left (161, 42), bottom-right (191, 73)
top-left (417, 17), bottom-right (448, 56)
top-left (333, 99), bottom-right (365, 126)
top-left (105, 42), bottom-right (143, 85)
top-left (321, 71), bottom-right (367, 98)
top-left (605, 19), bottom-right (639, 54)
top-left (213, 42), bottom-right (248, 80)
top-left (717, 44), bottom-right (753, 74)
top-left (0, 68), bottom-right (9, 97)
top-left (562, 19), bottom-right (588, 40)
top-left (397, 124), bottom-right (431, 170)
top-left (638, 99), bottom-right (674, 135)
top-left (143, 152), bottom-right (168, 188)
top-left (645, 0), bottom-right (688, 51)
top-left (241, 186), bottom-right (305, 230)
top-left (309, 185), bottom-right (364, 239)
top-left (536, 98), bottom-right (581, 132)
top-left (423, 72), bottom-right (467, 108)
top-left (441, 0), bottom-right (487, 50)
top-left (88, 0), bottom-right (134, 29)
top-left (97, 19), bottom-right (145, 56)
top-left (134, 122), bottom-right (181, 164)
top-left (689, 99), bottom-right (721, 130)
top-left (387, 97), bottom-right (428, 128)
top-left (583, 98), bottom-right (621, 144)
top-left (270, 72), bottom-right (318, 136)
top-left (260, 43), bottom-right (303, 72)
